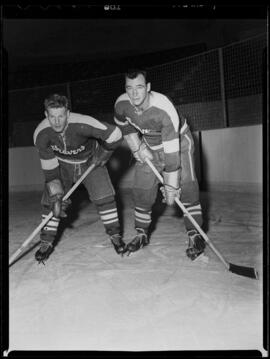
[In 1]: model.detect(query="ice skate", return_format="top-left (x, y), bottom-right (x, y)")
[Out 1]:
top-left (35, 240), bottom-right (54, 264)
top-left (186, 229), bottom-right (206, 261)
top-left (125, 228), bottom-right (149, 256)
top-left (110, 233), bottom-right (126, 255)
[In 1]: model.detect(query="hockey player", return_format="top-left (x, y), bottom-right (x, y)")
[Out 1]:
top-left (33, 94), bottom-right (126, 263)
top-left (114, 69), bottom-right (205, 259)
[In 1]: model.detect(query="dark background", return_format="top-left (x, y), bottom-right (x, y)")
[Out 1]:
top-left (3, 5), bottom-right (266, 89)
top-left (2, 5), bottom-right (267, 147)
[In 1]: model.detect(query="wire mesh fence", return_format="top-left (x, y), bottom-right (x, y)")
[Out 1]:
top-left (222, 35), bottom-right (266, 127)
top-left (147, 50), bottom-right (224, 131)
top-left (70, 73), bottom-right (124, 115)
top-left (8, 34), bottom-right (266, 147)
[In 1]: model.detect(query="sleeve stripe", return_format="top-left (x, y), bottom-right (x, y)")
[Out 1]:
top-left (105, 126), bottom-right (122, 144)
top-left (152, 93), bottom-right (179, 132)
top-left (163, 138), bottom-right (180, 153)
top-left (40, 157), bottom-right (59, 170)
top-left (180, 119), bottom-right (188, 134)
top-left (114, 116), bottom-right (129, 127)
top-left (68, 113), bottom-right (107, 130)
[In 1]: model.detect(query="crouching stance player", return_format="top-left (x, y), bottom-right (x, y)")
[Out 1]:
top-left (33, 94), bottom-right (126, 263)
top-left (114, 69), bottom-right (205, 259)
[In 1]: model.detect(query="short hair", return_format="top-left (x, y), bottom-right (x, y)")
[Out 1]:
top-left (125, 68), bottom-right (148, 82)
top-left (44, 94), bottom-right (69, 111)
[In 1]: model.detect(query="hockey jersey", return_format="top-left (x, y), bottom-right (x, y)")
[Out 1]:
top-left (34, 112), bottom-right (122, 182)
top-left (114, 91), bottom-right (184, 172)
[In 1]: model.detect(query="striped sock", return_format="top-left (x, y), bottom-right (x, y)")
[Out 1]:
top-left (98, 203), bottom-right (120, 235)
top-left (41, 215), bottom-right (60, 243)
top-left (135, 207), bottom-right (152, 231)
top-left (182, 202), bottom-right (203, 231)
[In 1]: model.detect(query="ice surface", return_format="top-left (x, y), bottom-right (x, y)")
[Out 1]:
top-left (8, 189), bottom-right (264, 352)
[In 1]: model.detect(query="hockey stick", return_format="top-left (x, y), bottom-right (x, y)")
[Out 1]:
top-left (9, 163), bottom-right (96, 266)
top-left (145, 158), bottom-right (258, 280)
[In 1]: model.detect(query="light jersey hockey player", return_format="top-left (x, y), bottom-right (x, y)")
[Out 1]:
top-left (114, 69), bottom-right (205, 259)
top-left (33, 94), bottom-right (126, 263)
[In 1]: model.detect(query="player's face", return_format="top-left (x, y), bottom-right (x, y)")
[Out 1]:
top-left (125, 74), bottom-right (150, 108)
top-left (45, 107), bottom-right (69, 133)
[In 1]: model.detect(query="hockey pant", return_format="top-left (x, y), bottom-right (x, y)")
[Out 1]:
top-left (132, 126), bottom-right (202, 233)
top-left (40, 159), bottom-right (120, 243)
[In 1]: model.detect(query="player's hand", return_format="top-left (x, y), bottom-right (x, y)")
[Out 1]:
top-left (92, 146), bottom-right (113, 167)
top-left (161, 169), bottom-right (181, 206)
top-left (46, 179), bottom-right (64, 217)
top-left (160, 185), bottom-right (181, 206)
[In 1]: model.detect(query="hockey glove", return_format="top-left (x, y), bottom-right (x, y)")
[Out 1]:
top-left (46, 179), bottom-right (64, 218)
top-left (124, 133), bottom-right (153, 163)
top-left (92, 145), bottom-right (113, 167)
top-left (160, 169), bottom-right (181, 206)
top-left (60, 198), bottom-right (71, 218)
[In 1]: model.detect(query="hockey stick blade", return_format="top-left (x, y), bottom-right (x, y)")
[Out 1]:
top-left (145, 158), bottom-right (259, 280)
top-left (229, 263), bottom-right (259, 279)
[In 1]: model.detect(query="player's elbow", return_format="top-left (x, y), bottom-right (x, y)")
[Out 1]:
top-left (106, 126), bottom-right (123, 145)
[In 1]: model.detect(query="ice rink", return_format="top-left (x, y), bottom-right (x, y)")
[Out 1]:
top-left (8, 187), bottom-right (264, 353)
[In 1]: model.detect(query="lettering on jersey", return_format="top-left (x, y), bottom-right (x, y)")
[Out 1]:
top-left (51, 144), bottom-right (85, 155)
top-left (125, 117), bottom-right (151, 134)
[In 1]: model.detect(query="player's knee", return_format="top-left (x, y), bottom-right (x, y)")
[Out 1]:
top-left (133, 188), bottom-right (157, 208)
top-left (180, 181), bottom-right (200, 203)
top-left (93, 195), bottom-right (116, 207)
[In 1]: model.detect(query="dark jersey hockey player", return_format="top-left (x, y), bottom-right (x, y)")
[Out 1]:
top-left (33, 94), bottom-right (126, 263)
top-left (114, 69), bottom-right (205, 259)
